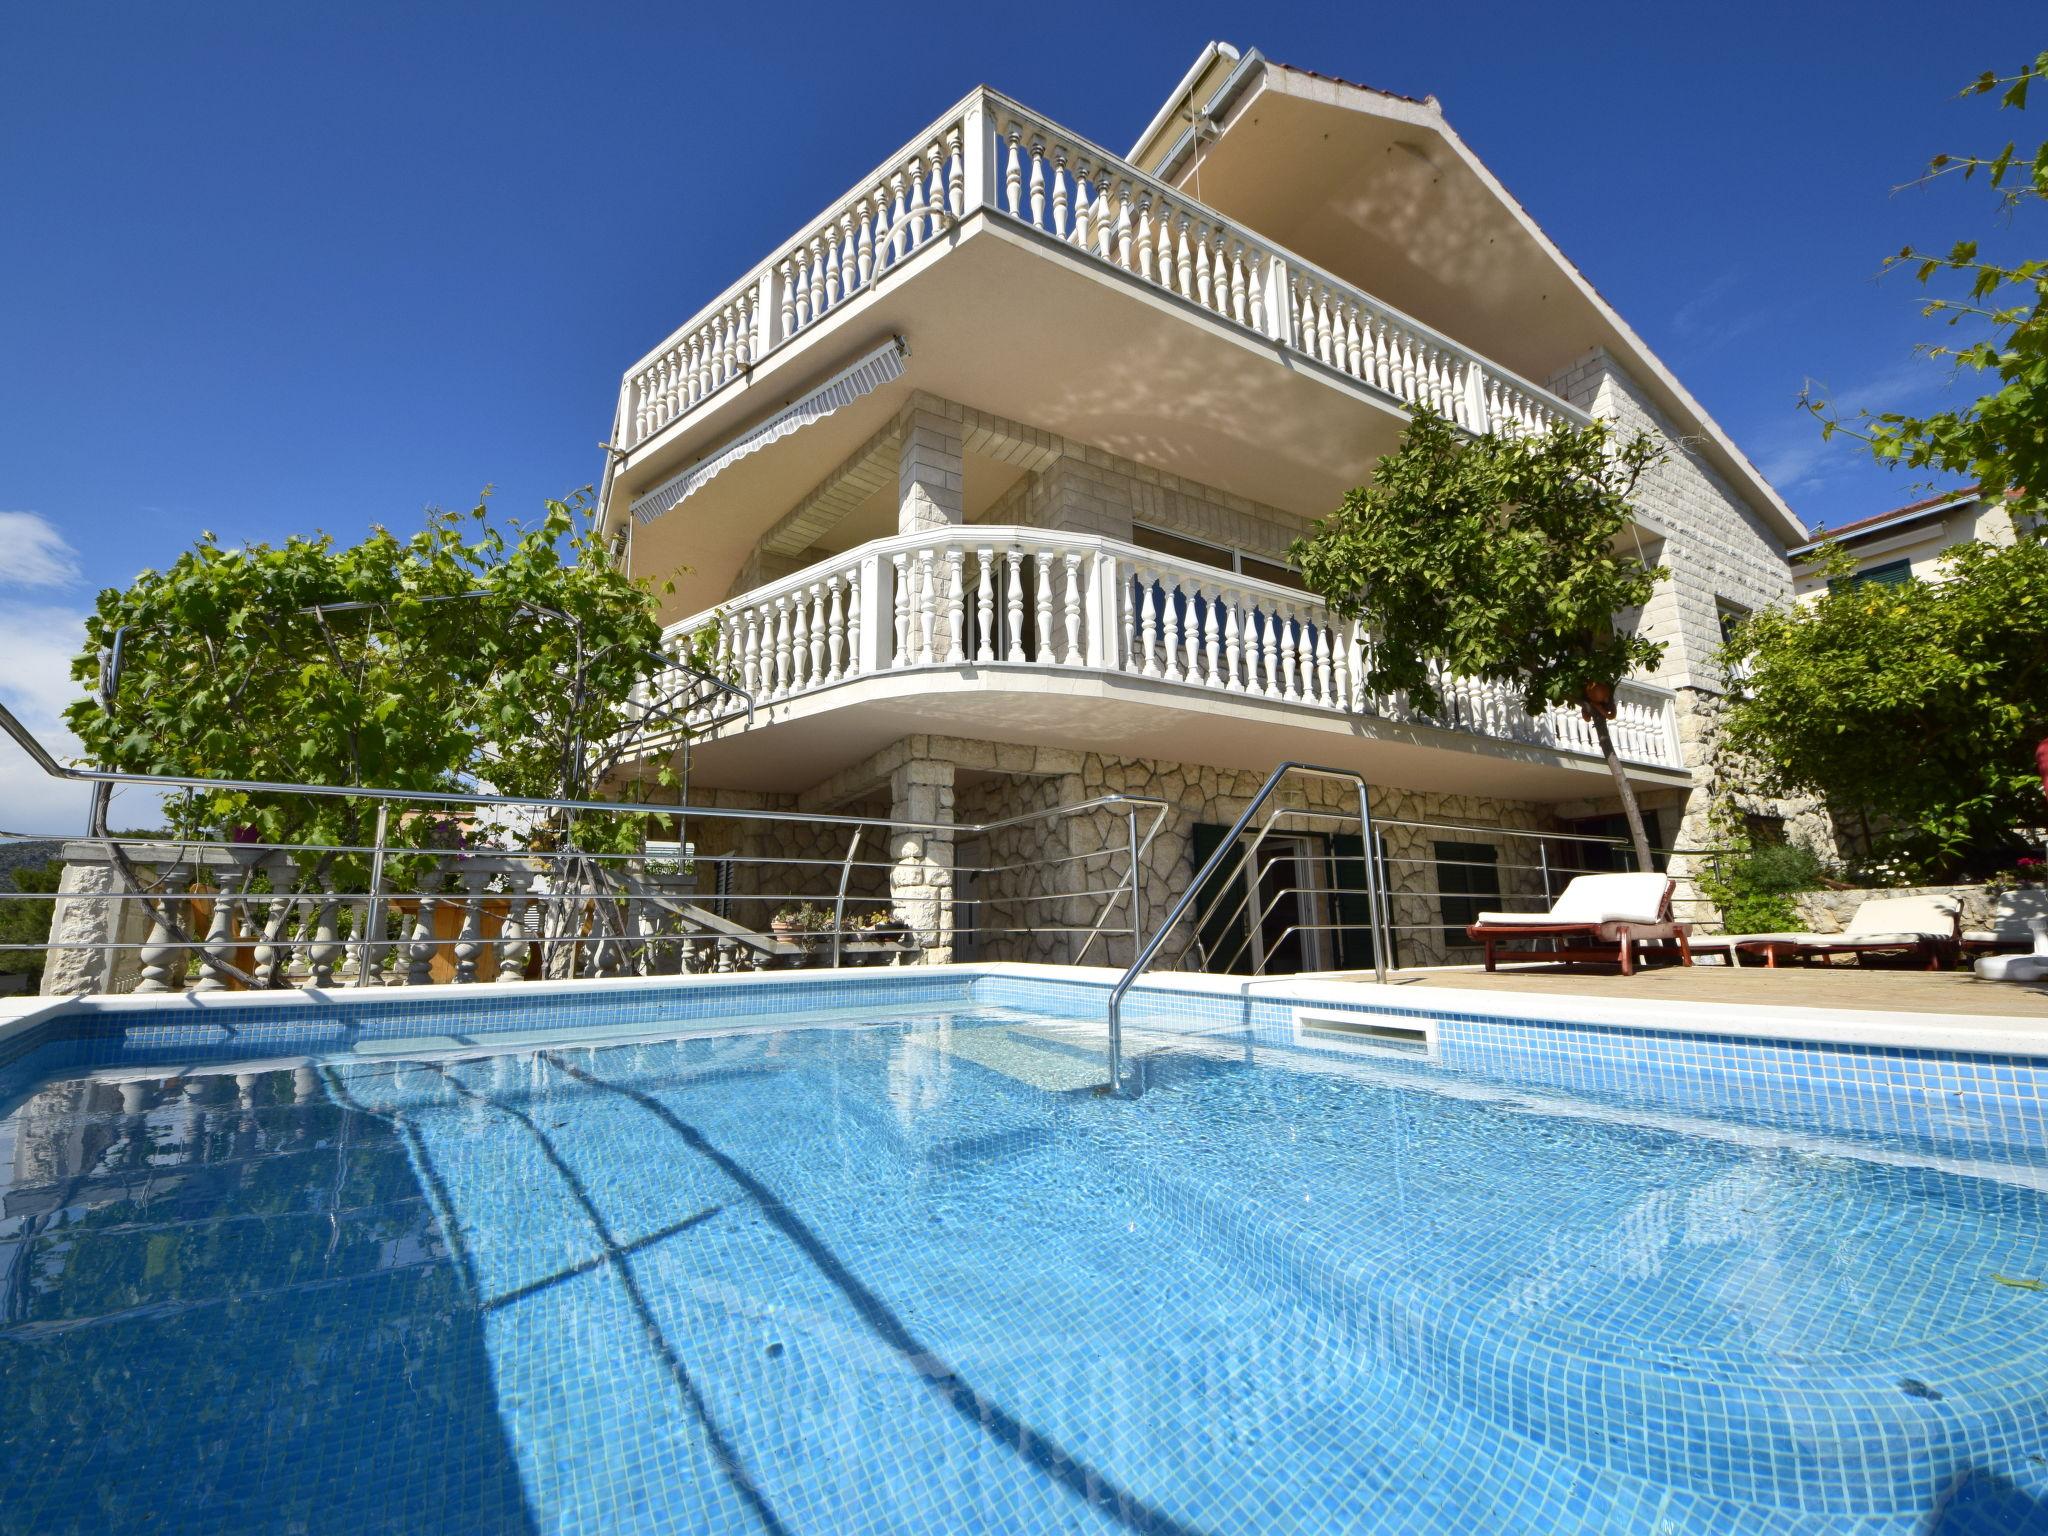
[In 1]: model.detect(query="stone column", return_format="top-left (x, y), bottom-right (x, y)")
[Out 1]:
top-left (40, 842), bottom-right (152, 996)
top-left (889, 755), bottom-right (956, 963)
top-left (898, 408), bottom-right (964, 533)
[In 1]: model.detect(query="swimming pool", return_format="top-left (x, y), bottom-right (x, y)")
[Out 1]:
top-left (2, 970), bottom-right (2044, 1533)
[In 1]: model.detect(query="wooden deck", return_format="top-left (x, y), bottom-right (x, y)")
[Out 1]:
top-left (1354, 963), bottom-right (2048, 1021)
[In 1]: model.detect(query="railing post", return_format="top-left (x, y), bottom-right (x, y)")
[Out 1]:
top-left (1083, 549), bottom-right (1121, 669)
top-left (754, 264), bottom-right (782, 360)
top-left (1660, 690), bottom-right (1684, 769)
top-left (619, 378), bottom-right (642, 452)
top-left (1127, 806), bottom-right (1143, 958)
top-left (1463, 364), bottom-right (1490, 433)
top-left (1261, 255), bottom-right (1292, 344)
top-left (1355, 782), bottom-right (1388, 985)
top-left (830, 827), bottom-right (862, 969)
top-left (352, 804), bottom-right (389, 987)
top-left (856, 551), bottom-right (891, 672)
top-left (960, 93), bottom-right (997, 216)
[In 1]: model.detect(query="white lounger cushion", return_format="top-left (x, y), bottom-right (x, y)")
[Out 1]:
top-left (1842, 895), bottom-right (1960, 938)
top-left (1475, 873), bottom-right (1670, 928)
top-left (1697, 896), bottom-right (1959, 952)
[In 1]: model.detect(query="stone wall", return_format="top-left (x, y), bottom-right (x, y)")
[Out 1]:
top-left (1790, 883), bottom-right (2041, 937)
top-left (1545, 349), bottom-right (1796, 696)
top-left (977, 440), bottom-right (1313, 561)
top-left (841, 736), bottom-right (1567, 973)
top-left (1545, 350), bottom-right (1829, 908)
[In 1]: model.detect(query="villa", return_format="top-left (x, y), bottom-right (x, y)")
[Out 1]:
top-left (1791, 484), bottom-right (2034, 598)
top-left (8, 34), bottom-right (2048, 1536)
top-left (599, 43), bottom-right (1809, 973)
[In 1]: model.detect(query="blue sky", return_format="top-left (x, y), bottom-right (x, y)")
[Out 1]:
top-left (1, 1), bottom-right (2039, 829)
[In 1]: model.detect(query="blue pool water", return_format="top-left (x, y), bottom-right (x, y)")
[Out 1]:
top-left (2, 979), bottom-right (2046, 1533)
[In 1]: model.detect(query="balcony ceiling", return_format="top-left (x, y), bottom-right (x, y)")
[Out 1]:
top-left (613, 216), bottom-right (1416, 620)
top-left (648, 667), bottom-right (1691, 803)
top-left (1169, 85), bottom-right (1587, 389)
top-left (1159, 61), bottom-right (1805, 545)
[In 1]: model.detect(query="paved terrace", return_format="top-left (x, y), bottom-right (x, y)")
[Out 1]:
top-left (1350, 965), bottom-right (2048, 1022)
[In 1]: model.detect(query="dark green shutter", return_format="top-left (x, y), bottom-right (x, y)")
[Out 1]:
top-left (1188, 822), bottom-right (1250, 974)
top-left (1435, 840), bottom-right (1502, 948)
top-left (1327, 834), bottom-right (1387, 971)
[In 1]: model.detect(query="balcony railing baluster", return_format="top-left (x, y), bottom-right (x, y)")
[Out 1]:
top-left (614, 89), bottom-right (1583, 455)
top-left (649, 526), bottom-right (1683, 771)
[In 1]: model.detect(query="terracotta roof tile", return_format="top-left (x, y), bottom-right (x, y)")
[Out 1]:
top-left (1815, 486), bottom-right (1980, 538)
top-left (1268, 61), bottom-right (1433, 108)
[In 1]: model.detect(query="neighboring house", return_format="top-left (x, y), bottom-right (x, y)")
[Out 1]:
top-left (595, 43), bottom-right (1808, 972)
top-left (1789, 486), bottom-right (2029, 599)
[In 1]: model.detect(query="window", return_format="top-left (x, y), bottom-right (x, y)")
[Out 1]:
top-left (1830, 558), bottom-right (1912, 592)
top-left (1132, 523), bottom-right (1308, 592)
top-left (1556, 813), bottom-right (1665, 873)
top-left (1716, 600), bottom-right (1750, 647)
top-left (1434, 840), bottom-right (1502, 948)
top-left (1187, 824), bottom-right (1394, 974)
top-left (1717, 600), bottom-right (1754, 692)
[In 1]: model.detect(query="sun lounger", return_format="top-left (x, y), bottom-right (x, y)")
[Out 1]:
top-left (1962, 888), bottom-right (2048, 956)
top-left (1465, 873), bottom-right (1690, 976)
top-left (1693, 894), bottom-right (1961, 970)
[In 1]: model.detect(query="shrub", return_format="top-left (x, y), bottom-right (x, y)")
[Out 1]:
top-left (1698, 842), bottom-right (1824, 934)
top-left (0, 862), bottom-right (60, 981)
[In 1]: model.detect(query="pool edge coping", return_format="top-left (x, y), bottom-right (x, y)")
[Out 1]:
top-left (5, 962), bottom-right (2043, 1061)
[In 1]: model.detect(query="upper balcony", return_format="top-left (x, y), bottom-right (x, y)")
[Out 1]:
top-left (603, 87), bottom-right (1587, 619)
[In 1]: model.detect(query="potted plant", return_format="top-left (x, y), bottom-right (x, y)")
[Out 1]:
top-left (770, 902), bottom-right (832, 941)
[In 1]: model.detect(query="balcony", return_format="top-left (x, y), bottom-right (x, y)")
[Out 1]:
top-left (605, 89), bottom-right (1588, 619)
top-left (642, 526), bottom-right (1684, 798)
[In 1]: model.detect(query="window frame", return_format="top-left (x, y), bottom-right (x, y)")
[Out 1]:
top-left (1130, 521), bottom-right (1306, 592)
top-left (1433, 839), bottom-right (1503, 949)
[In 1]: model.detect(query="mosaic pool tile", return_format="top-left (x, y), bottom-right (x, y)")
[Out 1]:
top-left (0, 977), bottom-right (2044, 1532)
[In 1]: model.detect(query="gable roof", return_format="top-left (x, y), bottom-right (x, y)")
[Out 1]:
top-left (1788, 486), bottom-right (1984, 557)
top-left (1130, 45), bottom-right (1809, 548)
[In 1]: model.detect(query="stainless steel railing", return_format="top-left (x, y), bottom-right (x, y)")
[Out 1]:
top-left (1104, 763), bottom-right (1384, 1096)
top-left (0, 697), bottom-right (1168, 994)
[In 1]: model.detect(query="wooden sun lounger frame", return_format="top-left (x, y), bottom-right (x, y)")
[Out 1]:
top-left (1464, 919), bottom-right (1693, 977)
top-left (1725, 933), bottom-right (1956, 970)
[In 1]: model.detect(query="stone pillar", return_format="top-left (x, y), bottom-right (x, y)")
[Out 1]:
top-left (898, 408), bottom-right (964, 533)
top-left (40, 843), bottom-right (149, 997)
top-left (889, 755), bottom-right (956, 962)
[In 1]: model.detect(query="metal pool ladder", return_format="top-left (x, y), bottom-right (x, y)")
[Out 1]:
top-left (1104, 762), bottom-right (1389, 1097)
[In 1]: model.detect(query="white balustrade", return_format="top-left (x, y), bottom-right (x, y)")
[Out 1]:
top-left (618, 90), bottom-right (1581, 451)
top-left (661, 527), bottom-right (1681, 771)
top-left (624, 112), bottom-right (968, 449)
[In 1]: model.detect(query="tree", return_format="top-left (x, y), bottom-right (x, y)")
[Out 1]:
top-left (0, 862), bottom-right (59, 984)
top-left (1291, 407), bottom-right (1668, 868)
top-left (61, 491), bottom-right (692, 977)
top-left (66, 490), bottom-right (672, 842)
top-left (1746, 49), bottom-right (2048, 865)
top-left (1806, 51), bottom-right (2047, 527)
top-left (1719, 535), bottom-right (2048, 879)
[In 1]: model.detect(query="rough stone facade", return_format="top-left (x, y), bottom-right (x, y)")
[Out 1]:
top-left (1790, 883), bottom-right (2043, 937)
top-left (770, 733), bottom-right (1569, 972)
top-left (978, 435), bottom-right (1313, 560)
top-left (1544, 350), bottom-right (1829, 907)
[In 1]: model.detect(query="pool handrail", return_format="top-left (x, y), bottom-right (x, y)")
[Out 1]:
top-left (1104, 762), bottom-right (1385, 1096)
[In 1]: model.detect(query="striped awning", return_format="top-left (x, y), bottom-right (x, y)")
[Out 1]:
top-left (631, 336), bottom-right (909, 527)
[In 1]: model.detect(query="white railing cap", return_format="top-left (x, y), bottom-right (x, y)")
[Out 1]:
top-left (618, 84), bottom-right (1583, 431)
